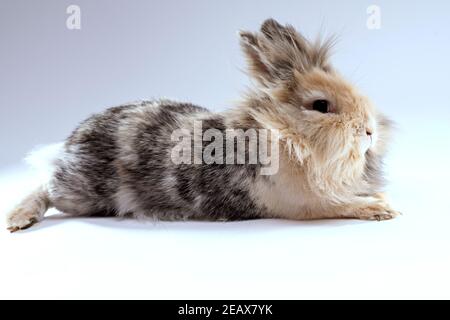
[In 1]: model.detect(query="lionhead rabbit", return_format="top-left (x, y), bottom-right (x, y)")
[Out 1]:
top-left (6, 19), bottom-right (399, 232)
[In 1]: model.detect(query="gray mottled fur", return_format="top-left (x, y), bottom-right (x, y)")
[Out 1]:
top-left (49, 100), bottom-right (267, 221)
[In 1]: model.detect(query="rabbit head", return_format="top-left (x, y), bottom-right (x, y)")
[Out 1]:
top-left (239, 19), bottom-right (392, 202)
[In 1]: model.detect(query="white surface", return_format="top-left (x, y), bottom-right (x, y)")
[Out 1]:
top-left (1, 152), bottom-right (449, 299)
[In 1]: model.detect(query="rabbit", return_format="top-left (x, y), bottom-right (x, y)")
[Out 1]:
top-left (6, 19), bottom-right (399, 232)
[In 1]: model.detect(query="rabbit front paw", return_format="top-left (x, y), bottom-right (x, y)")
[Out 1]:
top-left (355, 202), bottom-right (401, 221)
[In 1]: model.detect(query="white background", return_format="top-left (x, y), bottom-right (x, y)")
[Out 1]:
top-left (1, 0), bottom-right (450, 299)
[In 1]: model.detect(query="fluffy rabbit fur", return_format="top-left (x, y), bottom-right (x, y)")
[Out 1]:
top-left (6, 19), bottom-right (399, 232)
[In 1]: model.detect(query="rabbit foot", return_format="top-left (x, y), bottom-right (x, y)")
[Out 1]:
top-left (355, 203), bottom-right (401, 221)
top-left (6, 207), bottom-right (41, 232)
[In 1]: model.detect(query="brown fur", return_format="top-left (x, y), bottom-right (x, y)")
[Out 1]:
top-left (232, 19), bottom-right (399, 219)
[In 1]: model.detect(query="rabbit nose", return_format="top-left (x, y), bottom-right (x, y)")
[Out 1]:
top-left (366, 128), bottom-right (373, 136)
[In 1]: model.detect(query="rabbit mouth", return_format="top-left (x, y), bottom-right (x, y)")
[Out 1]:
top-left (359, 135), bottom-right (372, 154)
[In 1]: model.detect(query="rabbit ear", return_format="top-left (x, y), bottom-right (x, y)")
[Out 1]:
top-left (239, 30), bottom-right (273, 86)
top-left (240, 19), bottom-right (333, 87)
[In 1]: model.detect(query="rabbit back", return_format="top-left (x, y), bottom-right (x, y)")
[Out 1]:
top-left (49, 100), bottom-right (266, 221)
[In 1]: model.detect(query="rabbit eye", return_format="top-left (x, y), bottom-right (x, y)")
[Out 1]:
top-left (312, 100), bottom-right (329, 113)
